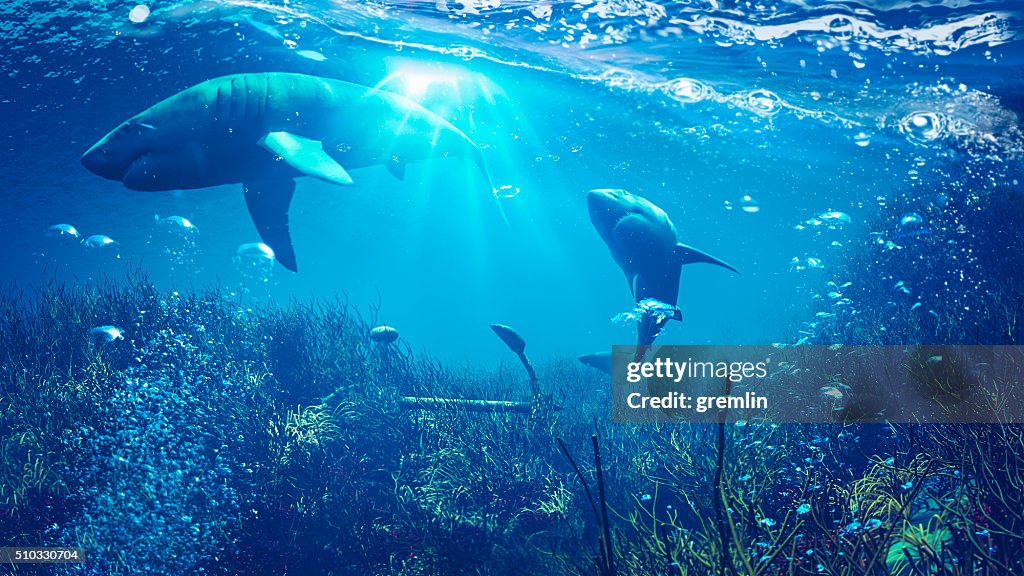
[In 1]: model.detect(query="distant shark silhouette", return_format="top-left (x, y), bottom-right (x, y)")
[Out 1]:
top-left (587, 189), bottom-right (738, 347)
top-left (578, 352), bottom-right (613, 375)
top-left (81, 72), bottom-right (492, 271)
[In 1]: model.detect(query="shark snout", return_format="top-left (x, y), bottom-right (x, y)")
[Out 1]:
top-left (587, 188), bottom-right (631, 222)
top-left (81, 140), bottom-right (129, 181)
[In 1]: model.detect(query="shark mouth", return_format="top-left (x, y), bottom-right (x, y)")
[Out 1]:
top-left (122, 153), bottom-right (159, 191)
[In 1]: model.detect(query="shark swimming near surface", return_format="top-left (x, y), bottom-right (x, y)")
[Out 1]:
top-left (587, 189), bottom-right (739, 348)
top-left (81, 72), bottom-right (493, 271)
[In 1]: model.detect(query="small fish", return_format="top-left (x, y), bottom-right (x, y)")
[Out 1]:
top-left (244, 16), bottom-right (284, 41)
top-left (489, 324), bottom-right (526, 355)
top-left (90, 325), bottom-right (124, 343)
top-left (370, 325), bottom-right (399, 344)
top-left (820, 386), bottom-right (844, 400)
top-left (892, 280), bottom-right (911, 294)
top-left (295, 49), bottom-right (327, 62)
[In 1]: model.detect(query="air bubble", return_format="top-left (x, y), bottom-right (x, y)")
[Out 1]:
top-left (740, 195), bottom-right (760, 213)
top-left (83, 235), bottom-right (117, 249)
top-left (129, 4), bottom-right (150, 24)
top-left (828, 16), bottom-right (854, 40)
top-left (899, 111), bottom-right (947, 145)
top-left (493, 185), bottom-right (520, 199)
top-left (46, 224), bottom-right (80, 239)
top-left (662, 78), bottom-right (710, 104)
top-left (745, 89), bottom-right (782, 116)
top-left (234, 242), bottom-right (275, 285)
top-left (900, 212), bottom-right (924, 227)
top-left (156, 215), bottom-right (196, 233)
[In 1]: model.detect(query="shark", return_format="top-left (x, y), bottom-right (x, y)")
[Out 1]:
top-left (578, 352), bottom-right (613, 375)
top-left (587, 188), bottom-right (739, 348)
top-left (81, 72), bottom-right (492, 271)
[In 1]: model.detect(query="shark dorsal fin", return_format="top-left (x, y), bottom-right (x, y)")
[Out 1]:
top-left (259, 131), bottom-right (354, 187)
top-left (675, 243), bottom-right (739, 274)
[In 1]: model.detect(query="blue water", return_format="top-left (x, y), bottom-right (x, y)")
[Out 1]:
top-left (4, 0), bottom-right (1021, 364)
top-left (1, 3), bottom-right (1023, 574)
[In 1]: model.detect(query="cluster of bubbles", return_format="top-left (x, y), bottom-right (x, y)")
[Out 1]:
top-left (67, 307), bottom-right (252, 573)
top-left (149, 215), bottom-right (200, 271)
top-left (42, 223), bottom-right (120, 261)
top-left (43, 219), bottom-right (278, 286)
top-left (612, 298), bottom-right (678, 326)
top-left (233, 242), bottom-right (276, 287)
top-left (795, 210), bottom-right (852, 232)
top-left (790, 256), bottom-right (825, 272)
top-left (872, 210), bottom-right (932, 251)
top-left (724, 195), bottom-right (761, 213)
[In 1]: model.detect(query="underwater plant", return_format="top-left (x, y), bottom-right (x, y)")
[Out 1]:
top-left (1, 268), bottom-right (1023, 575)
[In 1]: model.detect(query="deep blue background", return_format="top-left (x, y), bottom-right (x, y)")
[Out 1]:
top-left (2, 0), bottom-right (1022, 365)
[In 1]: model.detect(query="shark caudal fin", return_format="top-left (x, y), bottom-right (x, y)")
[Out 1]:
top-left (243, 174), bottom-right (299, 272)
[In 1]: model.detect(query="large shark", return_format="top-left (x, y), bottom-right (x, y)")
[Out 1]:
top-left (81, 72), bottom-right (492, 271)
top-left (587, 189), bottom-right (738, 347)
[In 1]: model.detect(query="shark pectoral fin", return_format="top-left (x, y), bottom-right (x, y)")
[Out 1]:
top-left (675, 243), bottom-right (739, 274)
top-left (259, 131), bottom-right (354, 187)
top-left (243, 174), bottom-right (299, 272)
top-left (386, 157), bottom-right (406, 181)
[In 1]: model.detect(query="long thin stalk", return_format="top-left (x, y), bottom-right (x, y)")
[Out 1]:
top-left (557, 438), bottom-right (602, 536)
top-left (593, 434), bottom-right (616, 576)
top-left (397, 397), bottom-right (535, 414)
top-left (715, 374), bottom-right (733, 575)
top-left (557, 437), bottom-right (611, 576)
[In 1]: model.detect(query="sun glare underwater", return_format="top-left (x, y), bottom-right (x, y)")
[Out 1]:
top-left (1, 0), bottom-right (1024, 574)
